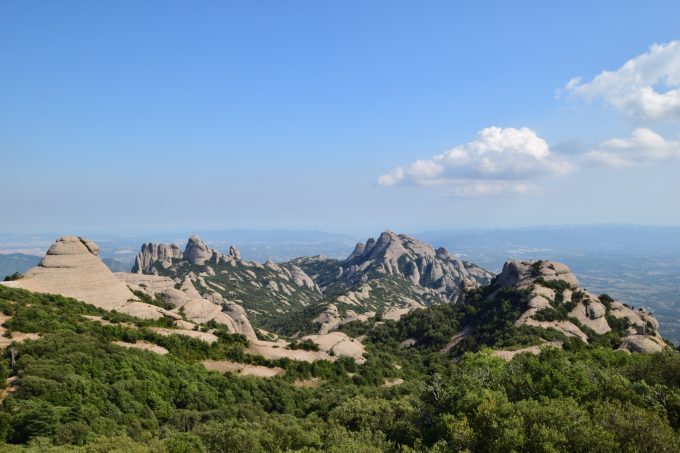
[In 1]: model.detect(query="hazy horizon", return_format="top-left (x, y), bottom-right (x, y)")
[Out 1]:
top-left (3, 222), bottom-right (680, 240)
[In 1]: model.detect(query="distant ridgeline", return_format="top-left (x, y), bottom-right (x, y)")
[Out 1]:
top-left (129, 231), bottom-right (493, 336)
top-left (2, 232), bottom-right (669, 354)
top-left (0, 233), bottom-right (678, 451)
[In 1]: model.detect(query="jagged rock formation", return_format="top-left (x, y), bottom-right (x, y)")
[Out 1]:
top-left (184, 235), bottom-right (215, 265)
top-left (132, 236), bottom-right (233, 274)
top-left (128, 235), bottom-right (322, 334)
top-left (294, 231), bottom-right (492, 299)
top-left (290, 231), bottom-right (494, 331)
top-left (132, 242), bottom-right (183, 273)
top-left (0, 236), bottom-right (258, 339)
top-left (5, 237), bottom-right (177, 320)
top-left (342, 231), bottom-right (492, 297)
top-left (483, 259), bottom-right (666, 353)
top-left (5, 234), bottom-right (667, 361)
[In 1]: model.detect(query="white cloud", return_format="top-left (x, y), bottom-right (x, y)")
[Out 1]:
top-left (565, 41), bottom-right (680, 121)
top-left (586, 128), bottom-right (680, 167)
top-left (378, 126), bottom-right (572, 197)
top-left (449, 181), bottom-right (539, 198)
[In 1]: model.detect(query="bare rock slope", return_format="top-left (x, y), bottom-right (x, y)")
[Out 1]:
top-left (6, 236), bottom-right (174, 320)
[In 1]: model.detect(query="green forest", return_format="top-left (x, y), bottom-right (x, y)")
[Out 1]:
top-left (0, 285), bottom-right (679, 452)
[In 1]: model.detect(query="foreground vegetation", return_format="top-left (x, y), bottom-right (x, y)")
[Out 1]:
top-left (0, 286), bottom-right (679, 452)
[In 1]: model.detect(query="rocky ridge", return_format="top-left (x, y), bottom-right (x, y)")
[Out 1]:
top-left (2, 236), bottom-right (258, 340)
top-left (127, 235), bottom-right (323, 334)
top-left (483, 259), bottom-right (665, 353)
top-left (3, 235), bottom-right (669, 361)
top-left (130, 231), bottom-right (492, 336)
top-left (291, 231), bottom-right (494, 332)
top-left (343, 231), bottom-right (492, 297)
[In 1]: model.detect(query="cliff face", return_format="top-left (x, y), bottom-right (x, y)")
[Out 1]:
top-left (132, 242), bottom-right (183, 273)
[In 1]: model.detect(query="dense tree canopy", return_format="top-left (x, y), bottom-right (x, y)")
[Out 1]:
top-left (0, 286), bottom-right (679, 452)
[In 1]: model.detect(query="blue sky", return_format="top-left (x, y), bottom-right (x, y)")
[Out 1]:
top-left (2, 1), bottom-right (680, 234)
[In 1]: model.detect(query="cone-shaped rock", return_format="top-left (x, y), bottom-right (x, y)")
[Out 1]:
top-left (19, 236), bottom-right (140, 311)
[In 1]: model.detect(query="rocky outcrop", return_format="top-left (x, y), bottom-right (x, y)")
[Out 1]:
top-left (132, 236), bottom-right (235, 274)
top-left (184, 236), bottom-right (214, 265)
top-left (128, 235), bottom-right (325, 336)
top-left (285, 231), bottom-right (494, 334)
top-left (288, 265), bottom-right (320, 292)
top-left (8, 237), bottom-right (176, 320)
top-left (490, 259), bottom-right (666, 353)
top-left (314, 304), bottom-right (342, 334)
top-left (222, 300), bottom-right (258, 339)
top-left (495, 260), bottom-right (580, 289)
top-left (126, 232), bottom-right (493, 340)
top-left (117, 272), bottom-right (258, 340)
top-left (619, 335), bottom-right (664, 353)
top-left (341, 231), bottom-right (493, 301)
top-left (132, 242), bottom-right (183, 273)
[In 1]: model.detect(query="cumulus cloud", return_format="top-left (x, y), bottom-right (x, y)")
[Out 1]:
top-left (378, 127), bottom-right (572, 197)
top-left (586, 128), bottom-right (680, 167)
top-left (565, 41), bottom-right (680, 121)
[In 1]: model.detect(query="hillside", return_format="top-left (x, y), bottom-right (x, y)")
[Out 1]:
top-left (0, 235), bottom-right (679, 451)
top-left (127, 236), bottom-right (325, 335)
top-left (346, 259), bottom-right (667, 358)
top-left (0, 283), bottom-right (679, 451)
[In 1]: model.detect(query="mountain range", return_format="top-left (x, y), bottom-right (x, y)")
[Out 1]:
top-left (3, 231), bottom-right (667, 356)
top-left (0, 231), bottom-right (677, 451)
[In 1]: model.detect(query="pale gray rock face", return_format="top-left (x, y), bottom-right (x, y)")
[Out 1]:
top-left (12, 237), bottom-right (174, 320)
top-left (587, 302), bottom-right (606, 319)
top-left (119, 272), bottom-right (258, 340)
top-left (347, 243), bottom-right (366, 261)
top-left (229, 245), bottom-right (241, 260)
top-left (80, 238), bottom-right (100, 256)
top-left (184, 236), bottom-right (213, 265)
top-left (620, 335), bottom-right (664, 353)
top-left (222, 301), bottom-right (257, 339)
top-left (314, 304), bottom-right (341, 334)
top-left (341, 231), bottom-right (493, 302)
top-left (132, 242), bottom-right (183, 273)
top-left (288, 265), bottom-right (319, 292)
top-left (495, 260), bottom-right (581, 290)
